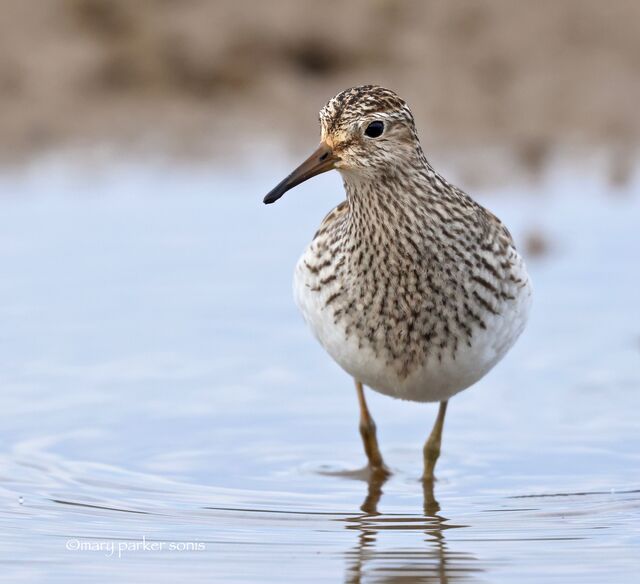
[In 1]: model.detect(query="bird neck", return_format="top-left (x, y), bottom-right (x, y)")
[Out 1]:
top-left (340, 152), bottom-right (445, 244)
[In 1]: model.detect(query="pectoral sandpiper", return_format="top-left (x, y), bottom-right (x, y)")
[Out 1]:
top-left (263, 85), bottom-right (532, 482)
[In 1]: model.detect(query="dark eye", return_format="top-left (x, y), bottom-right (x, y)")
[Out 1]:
top-left (364, 120), bottom-right (384, 138)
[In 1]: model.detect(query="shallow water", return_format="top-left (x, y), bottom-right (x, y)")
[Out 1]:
top-left (0, 160), bottom-right (639, 582)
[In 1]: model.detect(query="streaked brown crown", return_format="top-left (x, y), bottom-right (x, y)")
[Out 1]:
top-left (320, 85), bottom-right (415, 133)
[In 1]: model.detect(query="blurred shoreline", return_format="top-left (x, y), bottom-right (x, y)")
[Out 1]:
top-left (1, 0), bottom-right (638, 185)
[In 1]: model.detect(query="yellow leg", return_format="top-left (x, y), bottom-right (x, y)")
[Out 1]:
top-left (422, 400), bottom-right (448, 483)
top-left (355, 380), bottom-right (390, 477)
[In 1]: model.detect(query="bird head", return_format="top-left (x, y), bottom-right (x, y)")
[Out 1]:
top-left (264, 85), bottom-right (421, 204)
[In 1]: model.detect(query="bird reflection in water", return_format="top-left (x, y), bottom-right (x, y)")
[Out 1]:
top-left (341, 474), bottom-right (482, 583)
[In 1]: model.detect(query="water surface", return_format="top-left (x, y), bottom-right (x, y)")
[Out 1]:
top-left (0, 160), bottom-right (639, 582)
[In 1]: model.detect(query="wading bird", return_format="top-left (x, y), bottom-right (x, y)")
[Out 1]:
top-left (263, 86), bottom-right (532, 482)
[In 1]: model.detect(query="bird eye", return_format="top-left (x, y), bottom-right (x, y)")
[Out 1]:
top-left (364, 120), bottom-right (384, 138)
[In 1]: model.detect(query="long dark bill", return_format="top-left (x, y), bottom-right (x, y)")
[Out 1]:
top-left (263, 143), bottom-right (337, 204)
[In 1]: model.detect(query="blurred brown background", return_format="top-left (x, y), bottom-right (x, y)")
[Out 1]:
top-left (1, 0), bottom-right (638, 181)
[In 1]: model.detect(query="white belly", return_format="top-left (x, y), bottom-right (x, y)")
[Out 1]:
top-left (293, 249), bottom-right (532, 403)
